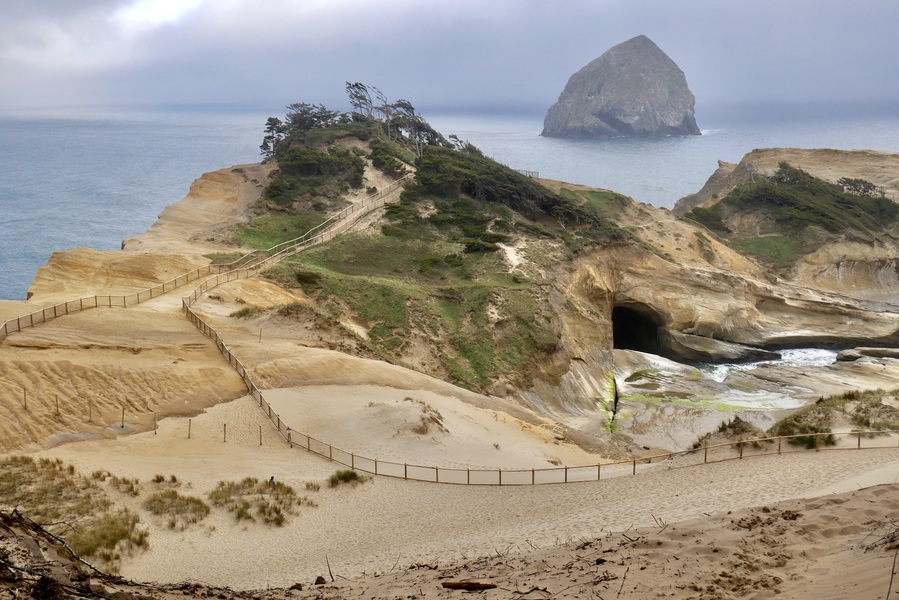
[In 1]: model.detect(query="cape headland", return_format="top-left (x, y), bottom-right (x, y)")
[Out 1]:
top-left (542, 34), bottom-right (700, 138)
top-left (2, 97), bottom-right (899, 597)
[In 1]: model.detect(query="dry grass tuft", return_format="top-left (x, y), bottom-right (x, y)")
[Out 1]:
top-left (207, 477), bottom-right (315, 526)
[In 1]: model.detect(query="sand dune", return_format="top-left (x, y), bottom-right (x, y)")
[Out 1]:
top-left (34, 392), bottom-right (899, 595)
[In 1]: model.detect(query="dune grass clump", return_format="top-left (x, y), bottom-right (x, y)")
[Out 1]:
top-left (768, 402), bottom-right (837, 449)
top-left (229, 305), bottom-right (264, 319)
top-left (207, 477), bottom-right (314, 526)
top-left (66, 508), bottom-right (149, 569)
top-left (0, 456), bottom-right (148, 573)
top-left (143, 489), bottom-right (210, 530)
top-left (328, 469), bottom-right (368, 488)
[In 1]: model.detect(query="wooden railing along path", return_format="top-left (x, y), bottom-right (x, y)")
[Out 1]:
top-left (6, 172), bottom-right (899, 485)
top-left (0, 175), bottom-right (411, 342)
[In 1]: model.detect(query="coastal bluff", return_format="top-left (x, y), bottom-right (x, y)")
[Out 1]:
top-left (542, 35), bottom-right (700, 138)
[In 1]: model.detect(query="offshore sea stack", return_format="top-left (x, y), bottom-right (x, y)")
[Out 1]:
top-left (542, 35), bottom-right (700, 138)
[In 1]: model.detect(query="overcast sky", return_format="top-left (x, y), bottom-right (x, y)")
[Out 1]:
top-left (2, 0), bottom-right (898, 117)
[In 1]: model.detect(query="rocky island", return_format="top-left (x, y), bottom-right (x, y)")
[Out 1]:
top-left (542, 34), bottom-right (701, 138)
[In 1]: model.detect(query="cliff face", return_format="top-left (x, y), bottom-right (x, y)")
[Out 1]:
top-left (515, 179), bottom-right (899, 441)
top-left (3, 146), bottom-right (899, 456)
top-left (542, 35), bottom-right (700, 138)
top-left (671, 148), bottom-right (899, 302)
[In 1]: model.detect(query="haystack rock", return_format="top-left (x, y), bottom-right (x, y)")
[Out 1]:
top-left (542, 35), bottom-right (700, 138)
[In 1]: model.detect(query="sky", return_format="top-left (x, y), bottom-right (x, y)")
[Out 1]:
top-left (2, 0), bottom-right (898, 117)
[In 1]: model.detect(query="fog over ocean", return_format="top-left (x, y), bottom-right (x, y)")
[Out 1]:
top-left (1, 103), bottom-right (898, 301)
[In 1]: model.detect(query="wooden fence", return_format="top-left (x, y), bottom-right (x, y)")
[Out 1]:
top-left (6, 171), bottom-right (898, 485)
top-left (0, 175), bottom-right (411, 342)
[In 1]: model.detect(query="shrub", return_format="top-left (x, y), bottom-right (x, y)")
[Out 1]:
top-left (207, 477), bottom-right (311, 526)
top-left (328, 470), bottom-right (368, 487)
top-left (229, 306), bottom-right (263, 319)
top-left (66, 509), bottom-right (149, 573)
top-left (143, 489), bottom-right (210, 530)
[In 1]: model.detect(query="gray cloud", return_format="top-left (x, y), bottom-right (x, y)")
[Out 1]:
top-left (2, 0), bottom-right (897, 116)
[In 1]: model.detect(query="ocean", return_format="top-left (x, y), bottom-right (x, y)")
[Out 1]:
top-left (1, 103), bottom-right (898, 301)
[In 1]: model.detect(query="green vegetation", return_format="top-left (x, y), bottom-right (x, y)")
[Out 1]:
top-left (143, 489), bottom-right (211, 530)
top-left (229, 305), bottom-right (263, 319)
top-left (368, 138), bottom-right (411, 177)
top-left (624, 369), bottom-right (659, 382)
top-left (766, 388), bottom-right (899, 447)
top-left (684, 162), bottom-right (899, 269)
top-left (67, 509), bottom-right (148, 568)
top-left (729, 235), bottom-right (807, 269)
top-left (204, 252), bottom-right (245, 265)
top-left (207, 477), bottom-right (315, 526)
top-left (768, 402), bottom-right (837, 449)
top-left (265, 233), bottom-right (559, 391)
top-left (245, 85), bottom-right (634, 393)
top-left (235, 214), bottom-right (327, 250)
top-left (328, 470), bottom-right (368, 487)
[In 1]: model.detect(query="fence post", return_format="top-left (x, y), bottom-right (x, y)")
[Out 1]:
top-left (632, 459), bottom-right (636, 475)
top-left (288, 432), bottom-right (292, 448)
top-left (857, 431), bottom-right (861, 449)
top-left (739, 441), bottom-right (744, 459)
top-left (55, 395), bottom-right (59, 418)
top-left (704, 446), bottom-right (708, 464)
top-left (498, 469), bottom-right (502, 486)
top-left (778, 437), bottom-right (782, 454)
top-left (260, 425), bottom-right (263, 446)
top-left (815, 434), bottom-right (820, 452)
top-left (153, 412), bottom-right (157, 435)
top-left (121, 407), bottom-right (125, 428)
top-left (565, 466), bottom-right (569, 483)
top-left (223, 423), bottom-right (227, 443)
top-left (531, 468), bottom-right (535, 485)
top-left (597, 463), bottom-right (601, 481)
top-left (404, 464), bottom-right (408, 480)
top-left (188, 419), bottom-right (191, 439)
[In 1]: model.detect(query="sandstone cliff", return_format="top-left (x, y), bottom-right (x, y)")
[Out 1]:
top-left (542, 35), bottom-right (700, 138)
top-left (2, 146), bottom-right (899, 458)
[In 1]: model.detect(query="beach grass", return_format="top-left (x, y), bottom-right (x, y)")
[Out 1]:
top-left (207, 477), bottom-right (315, 526)
top-left (0, 456), bottom-right (148, 573)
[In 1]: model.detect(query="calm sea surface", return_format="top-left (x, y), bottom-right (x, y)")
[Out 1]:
top-left (1, 104), bottom-right (898, 300)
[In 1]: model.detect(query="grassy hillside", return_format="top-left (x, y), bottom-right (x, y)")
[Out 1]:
top-left (233, 92), bottom-right (632, 393)
top-left (684, 162), bottom-right (899, 269)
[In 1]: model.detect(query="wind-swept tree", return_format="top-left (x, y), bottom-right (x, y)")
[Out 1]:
top-left (260, 117), bottom-right (285, 160)
top-left (346, 82), bottom-right (374, 119)
top-left (284, 102), bottom-right (345, 137)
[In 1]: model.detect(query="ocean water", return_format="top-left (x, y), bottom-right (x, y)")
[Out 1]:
top-left (0, 107), bottom-right (266, 300)
top-left (429, 106), bottom-right (899, 209)
top-left (1, 104), bottom-right (898, 301)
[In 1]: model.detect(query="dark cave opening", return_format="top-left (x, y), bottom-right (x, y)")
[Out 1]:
top-left (612, 304), bottom-right (665, 355)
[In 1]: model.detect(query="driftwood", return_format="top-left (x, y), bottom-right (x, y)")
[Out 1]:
top-left (441, 580), bottom-right (498, 590)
